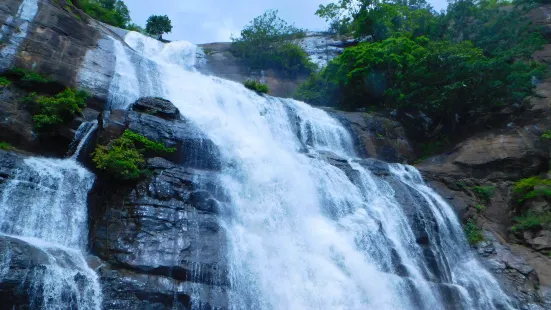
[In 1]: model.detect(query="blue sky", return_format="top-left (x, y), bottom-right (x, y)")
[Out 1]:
top-left (124, 0), bottom-right (449, 44)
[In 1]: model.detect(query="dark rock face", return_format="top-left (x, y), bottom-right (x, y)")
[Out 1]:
top-left (131, 97), bottom-right (181, 121)
top-left (0, 235), bottom-right (52, 308)
top-left (89, 98), bottom-right (228, 309)
top-left (327, 109), bottom-right (414, 163)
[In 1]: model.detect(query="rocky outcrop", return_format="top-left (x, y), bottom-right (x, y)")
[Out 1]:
top-left (88, 98), bottom-right (228, 309)
top-left (327, 109), bottom-right (414, 163)
top-left (198, 32), bottom-right (350, 98)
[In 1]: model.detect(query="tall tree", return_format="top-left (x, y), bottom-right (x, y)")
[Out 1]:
top-left (146, 15), bottom-right (173, 40)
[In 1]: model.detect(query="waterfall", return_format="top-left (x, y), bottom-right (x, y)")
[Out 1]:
top-left (0, 0), bottom-right (39, 70)
top-left (0, 156), bottom-right (102, 309)
top-left (104, 31), bottom-right (517, 309)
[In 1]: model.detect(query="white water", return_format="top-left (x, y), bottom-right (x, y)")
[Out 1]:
top-left (0, 157), bottom-right (102, 309)
top-left (0, 0), bottom-right (39, 70)
top-left (105, 31), bottom-right (516, 309)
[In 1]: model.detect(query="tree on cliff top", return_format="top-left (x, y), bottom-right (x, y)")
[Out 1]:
top-left (231, 10), bottom-right (315, 77)
top-left (146, 15), bottom-right (173, 40)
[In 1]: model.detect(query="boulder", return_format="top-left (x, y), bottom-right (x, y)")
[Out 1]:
top-left (130, 97), bottom-right (181, 121)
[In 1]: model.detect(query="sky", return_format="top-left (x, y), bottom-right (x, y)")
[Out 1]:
top-left (124, 0), bottom-right (449, 44)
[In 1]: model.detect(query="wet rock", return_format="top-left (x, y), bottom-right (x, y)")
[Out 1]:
top-left (90, 98), bottom-right (229, 309)
top-left (131, 97), bottom-right (181, 121)
top-left (326, 109), bottom-right (414, 163)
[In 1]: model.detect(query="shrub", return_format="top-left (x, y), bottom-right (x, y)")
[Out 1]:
top-left (464, 220), bottom-right (484, 244)
top-left (475, 204), bottom-right (486, 212)
top-left (541, 130), bottom-right (551, 140)
top-left (2, 68), bottom-right (65, 94)
top-left (473, 185), bottom-right (495, 203)
top-left (0, 77), bottom-right (11, 87)
top-left (511, 212), bottom-right (551, 232)
top-left (26, 88), bottom-right (88, 132)
top-left (92, 130), bottom-right (175, 181)
top-left (0, 142), bottom-right (11, 150)
top-left (244, 80), bottom-right (269, 94)
top-left (81, 0), bottom-right (130, 29)
top-left (513, 177), bottom-right (551, 202)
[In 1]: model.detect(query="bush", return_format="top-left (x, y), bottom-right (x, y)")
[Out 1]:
top-left (81, 0), bottom-right (130, 28)
top-left (0, 77), bottom-right (11, 87)
top-left (231, 10), bottom-right (315, 77)
top-left (244, 80), bottom-right (269, 94)
top-left (2, 67), bottom-right (65, 94)
top-left (512, 212), bottom-right (551, 232)
top-left (26, 88), bottom-right (88, 132)
top-left (0, 142), bottom-right (11, 150)
top-left (92, 130), bottom-right (175, 181)
top-left (464, 220), bottom-right (484, 244)
top-left (541, 130), bottom-right (551, 140)
top-left (473, 185), bottom-right (495, 203)
top-left (513, 177), bottom-right (551, 202)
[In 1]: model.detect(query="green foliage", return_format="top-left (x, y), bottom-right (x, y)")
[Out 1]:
top-left (464, 220), bottom-right (484, 244)
top-left (300, 0), bottom-right (545, 141)
top-left (294, 71), bottom-right (338, 106)
top-left (25, 88), bottom-right (88, 132)
top-left (93, 130), bottom-right (175, 181)
top-left (511, 212), bottom-right (551, 232)
top-left (475, 204), bottom-right (486, 212)
top-left (244, 80), bottom-right (270, 94)
top-left (541, 130), bottom-right (551, 140)
top-left (513, 177), bottom-right (551, 202)
top-left (473, 185), bottom-right (495, 202)
top-left (0, 142), bottom-right (11, 151)
top-left (126, 23), bottom-right (144, 33)
top-left (121, 130), bottom-right (176, 153)
top-left (231, 10), bottom-right (315, 77)
top-left (81, 0), bottom-right (131, 28)
top-left (146, 15), bottom-right (173, 39)
top-left (0, 76), bottom-right (11, 87)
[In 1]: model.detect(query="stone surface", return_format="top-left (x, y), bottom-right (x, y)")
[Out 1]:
top-left (418, 129), bottom-right (548, 181)
top-left (130, 97), bottom-right (181, 120)
top-left (327, 109), bottom-right (415, 163)
top-left (89, 98), bottom-right (228, 309)
top-left (198, 32), bottom-right (349, 98)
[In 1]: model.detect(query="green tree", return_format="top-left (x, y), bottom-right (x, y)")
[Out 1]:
top-left (81, 0), bottom-right (131, 28)
top-left (231, 10), bottom-right (315, 76)
top-left (146, 15), bottom-right (173, 40)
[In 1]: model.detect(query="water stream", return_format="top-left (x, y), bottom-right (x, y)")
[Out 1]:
top-left (105, 31), bottom-right (516, 310)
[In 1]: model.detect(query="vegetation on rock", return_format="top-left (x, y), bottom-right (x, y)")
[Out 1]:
top-left (24, 88), bottom-right (88, 132)
top-left (0, 142), bottom-right (11, 151)
top-left (1, 68), bottom-right (87, 133)
top-left (93, 130), bottom-right (175, 181)
top-left (512, 212), bottom-right (551, 232)
top-left (244, 80), bottom-right (270, 94)
top-left (464, 220), bottom-right (484, 244)
top-left (80, 0), bottom-right (130, 28)
top-left (513, 176), bottom-right (551, 202)
top-left (231, 10), bottom-right (316, 77)
top-left (473, 185), bottom-right (495, 203)
top-left (0, 77), bottom-right (11, 87)
top-left (146, 15), bottom-right (173, 40)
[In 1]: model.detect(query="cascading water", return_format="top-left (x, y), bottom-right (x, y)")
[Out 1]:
top-left (0, 123), bottom-right (102, 309)
top-left (105, 31), bottom-right (515, 309)
top-left (0, 0), bottom-right (39, 70)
